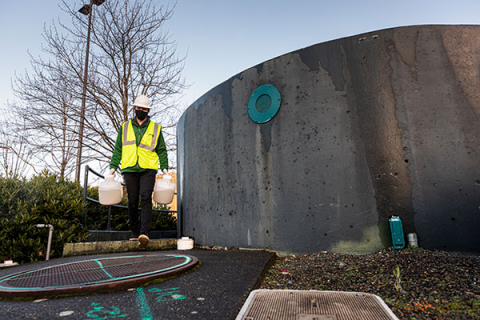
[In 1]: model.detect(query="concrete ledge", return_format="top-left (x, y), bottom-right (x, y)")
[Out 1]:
top-left (87, 230), bottom-right (177, 241)
top-left (63, 239), bottom-right (177, 257)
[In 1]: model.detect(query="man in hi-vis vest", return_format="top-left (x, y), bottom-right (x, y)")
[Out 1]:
top-left (109, 95), bottom-right (168, 248)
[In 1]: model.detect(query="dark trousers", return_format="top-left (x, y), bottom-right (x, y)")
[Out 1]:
top-left (123, 170), bottom-right (157, 236)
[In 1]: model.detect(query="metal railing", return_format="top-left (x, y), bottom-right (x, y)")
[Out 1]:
top-left (83, 165), bottom-right (177, 230)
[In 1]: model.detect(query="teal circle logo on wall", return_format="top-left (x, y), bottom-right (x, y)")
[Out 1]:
top-left (248, 84), bottom-right (281, 123)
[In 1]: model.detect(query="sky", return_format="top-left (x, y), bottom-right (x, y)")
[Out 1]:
top-left (2, 0), bottom-right (480, 116)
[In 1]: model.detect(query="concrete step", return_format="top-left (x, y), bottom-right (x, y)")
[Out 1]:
top-left (87, 230), bottom-right (177, 241)
top-left (63, 239), bottom-right (177, 257)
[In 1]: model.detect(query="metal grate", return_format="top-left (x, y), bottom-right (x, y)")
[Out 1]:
top-left (0, 254), bottom-right (198, 298)
top-left (236, 290), bottom-right (399, 320)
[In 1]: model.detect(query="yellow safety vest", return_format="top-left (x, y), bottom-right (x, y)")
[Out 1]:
top-left (121, 120), bottom-right (161, 170)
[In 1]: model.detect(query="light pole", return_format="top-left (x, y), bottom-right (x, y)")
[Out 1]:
top-left (75, 0), bottom-right (106, 182)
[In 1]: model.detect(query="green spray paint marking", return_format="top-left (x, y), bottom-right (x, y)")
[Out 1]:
top-left (149, 287), bottom-right (186, 302)
top-left (94, 259), bottom-right (114, 279)
top-left (136, 287), bottom-right (153, 320)
top-left (86, 302), bottom-right (128, 319)
top-left (87, 287), bottom-right (186, 319)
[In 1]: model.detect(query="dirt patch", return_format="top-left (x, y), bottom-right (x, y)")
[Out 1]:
top-left (259, 247), bottom-right (479, 319)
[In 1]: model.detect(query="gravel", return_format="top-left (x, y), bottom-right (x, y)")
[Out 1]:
top-left (259, 247), bottom-right (480, 319)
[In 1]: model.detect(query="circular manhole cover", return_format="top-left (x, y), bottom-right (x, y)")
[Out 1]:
top-left (0, 253), bottom-right (198, 298)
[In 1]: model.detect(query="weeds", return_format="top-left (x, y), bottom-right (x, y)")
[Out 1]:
top-left (393, 265), bottom-right (403, 292)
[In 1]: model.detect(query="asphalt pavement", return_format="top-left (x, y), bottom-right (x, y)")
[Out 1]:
top-left (0, 248), bottom-right (276, 320)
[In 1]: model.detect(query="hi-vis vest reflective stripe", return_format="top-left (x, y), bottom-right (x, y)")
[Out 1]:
top-left (121, 120), bottom-right (161, 170)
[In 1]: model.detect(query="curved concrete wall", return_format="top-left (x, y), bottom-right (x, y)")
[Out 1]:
top-left (177, 25), bottom-right (480, 254)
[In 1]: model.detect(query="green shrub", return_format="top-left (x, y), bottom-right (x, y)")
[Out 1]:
top-left (83, 186), bottom-right (129, 230)
top-left (0, 171), bottom-right (177, 264)
top-left (84, 187), bottom-right (176, 231)
top-left (0, 171), bottom-right (89, 264)
top-left (151, 204), bottom-right (177, 231)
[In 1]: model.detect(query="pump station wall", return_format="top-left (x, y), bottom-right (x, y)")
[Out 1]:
top-left (177, 25), bottom-right (480, 254)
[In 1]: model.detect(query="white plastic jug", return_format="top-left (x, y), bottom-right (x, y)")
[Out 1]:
top-left (98, 175), bottom-right (122, 205)
top-left (153, 173), bottom-right (175, 204)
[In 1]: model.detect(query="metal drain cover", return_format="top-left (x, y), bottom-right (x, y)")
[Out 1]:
top-left (0, 253), bottom-right (198, 298)
top-left (236, 290), bottom-right (399, 320)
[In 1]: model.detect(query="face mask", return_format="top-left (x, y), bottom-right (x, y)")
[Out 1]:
top-left (135, 109), bottom-right (148, 121)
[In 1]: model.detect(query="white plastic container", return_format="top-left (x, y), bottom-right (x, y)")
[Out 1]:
top-left (98, 175), bottom-right (122, 205)
top-left (177, 237), bottom-right (194, 250)
top-left (407, 233), bottom-right (419, 247)
top-left (153, 173), bottom-right (175, 204)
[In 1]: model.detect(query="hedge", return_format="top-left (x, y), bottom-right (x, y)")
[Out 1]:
top-left (0, 170), bottom-right (176, 264)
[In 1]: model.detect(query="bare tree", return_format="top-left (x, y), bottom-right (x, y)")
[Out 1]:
top-left (8, 54), bottom-right (80, 178)
top-left (10, 0), bottom-right (185, 179)
top-left (0, 116), bottom-right (38, 178)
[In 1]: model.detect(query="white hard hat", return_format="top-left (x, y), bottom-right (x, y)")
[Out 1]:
top-left (132, 95), bottom-right (151, 109)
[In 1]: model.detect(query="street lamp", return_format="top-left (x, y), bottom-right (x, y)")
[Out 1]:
top-left (75, 0), bottom-right (106, 182)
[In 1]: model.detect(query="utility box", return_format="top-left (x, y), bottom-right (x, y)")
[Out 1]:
top-left (389, 216), bottom-right (405, 249)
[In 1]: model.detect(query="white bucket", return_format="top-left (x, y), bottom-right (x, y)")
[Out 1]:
top-left (407, 233), bottom-right (418, 247)
top-left (177, 237), bottom-right (194, 250)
